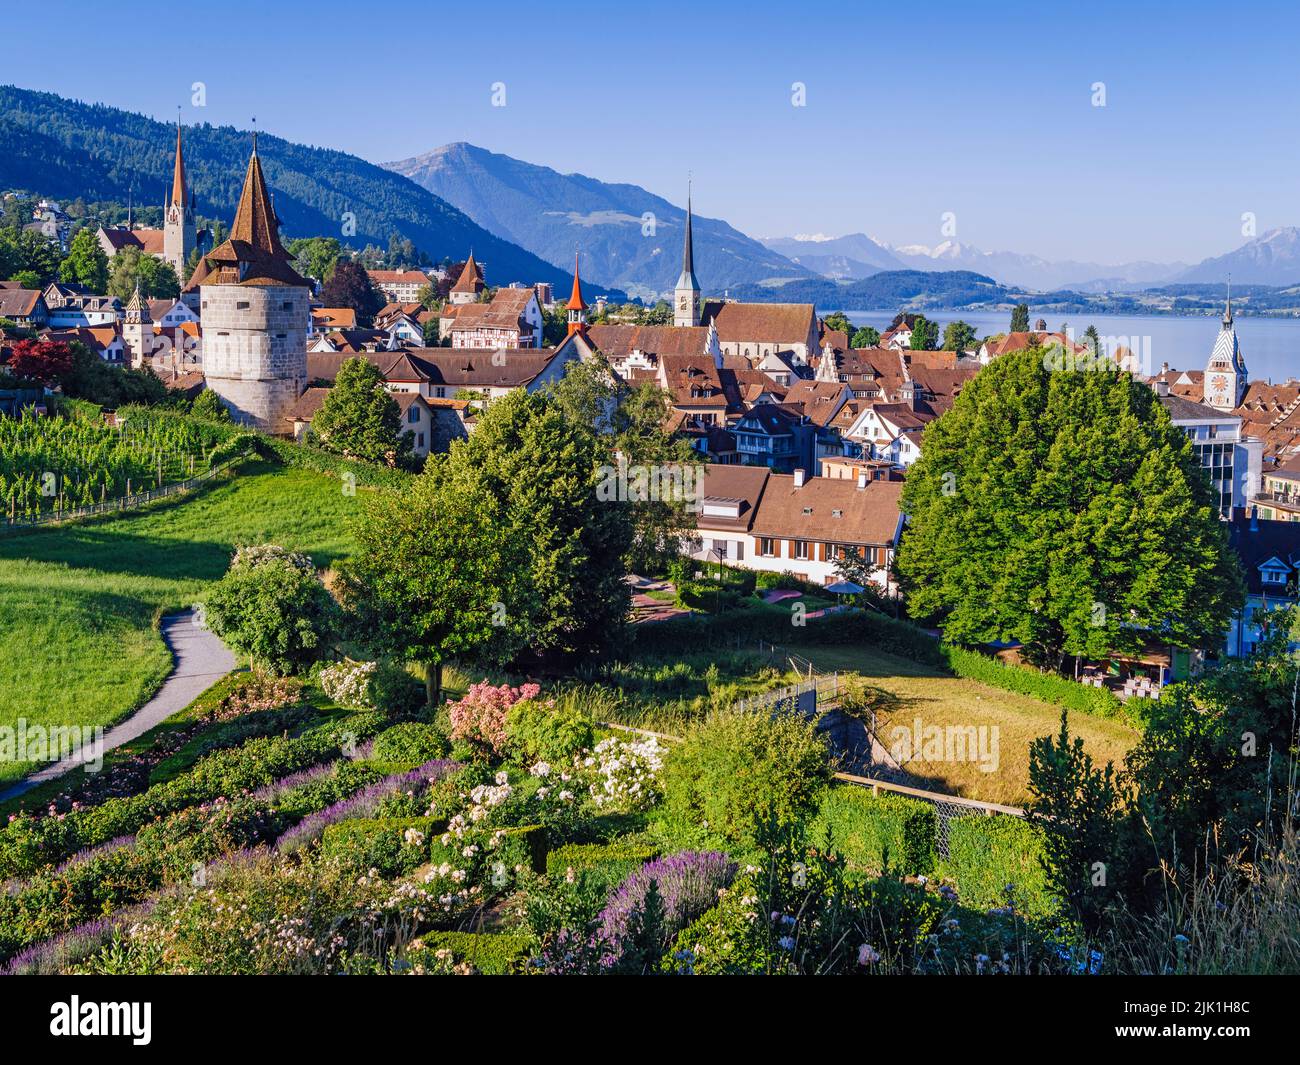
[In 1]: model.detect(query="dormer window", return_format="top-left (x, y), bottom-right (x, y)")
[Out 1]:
top-left (1261, 567), bottom-right (1288, 585)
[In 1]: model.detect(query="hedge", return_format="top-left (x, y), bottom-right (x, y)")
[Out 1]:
top-left (939, 815), bottom-right (1056, 920)
top-left (320, 815), bottom-right (446, 877)
top-left (810, 786), bottom-right (936, 876)
top-left (545, 841), bottom-right (658, 881)
top-left (409, 931), bottom-right (530, 975)
top-left (371, 722), bottom-right (451, 766)
top-left (940, 646), bottom-right (1127, 721)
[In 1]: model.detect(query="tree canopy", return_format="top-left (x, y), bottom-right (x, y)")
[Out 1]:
top-left (896, 346), bottom-right (1242, 665)
top-left (320, 259), bottom-right (383, 324)
top-left (310, 356), bottom-right (411, 467)
top-left (1010, 303), bottom-right (1030, 333)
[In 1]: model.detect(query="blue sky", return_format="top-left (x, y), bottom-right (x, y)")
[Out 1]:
top-left (7, 0), bottom-right (1298, 264)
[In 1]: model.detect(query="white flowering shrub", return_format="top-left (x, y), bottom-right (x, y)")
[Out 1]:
top-left (319, 659), bottom-right (378, 709)
top-left (586, 736), bottom-right (664, 812)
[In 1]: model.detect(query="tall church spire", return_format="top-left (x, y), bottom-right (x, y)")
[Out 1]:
top-left (169, 122), bottom-right (187, 208)
top-left (1204, 275), bottom-right (1247, 411)
top-left (674, 181), bottom-right (701, 328)
top-left (1224, 275), bottom-right (1233, 325)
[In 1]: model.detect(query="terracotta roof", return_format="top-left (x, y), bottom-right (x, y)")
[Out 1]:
top-left (0, 288), bottom-right (41, 318)
top-left (170, 124), bottom-right (188, 208)
top-left (588, 324), bottom-right (711, 359)
top-left (696, 463), bottom-right (770, 531)
top-left (566, 252), bottom-right (587, 311)
top-left (705, 302), bottom-right (816, 346)
top-left (394, 348), bottom-right (556, 389)
top-left (100, 228), bottom-right (165, 255)
top-left (187, 147), bottom-right (308, 290)
top-left (750, 475), bottom-right (904, 545)
top-left (448, 288), bottom-right (534, 333)
top-left (866, 402), bottom-right (929, 432)
top-left (287, 386), bottom-right (331, 423)
top-left (313, 307), bottom-right (358, 329)
top-left (908, 365), bottom-right (978, 417)
top-left (657, 355), bottom-right (734, 410)
top-left (902, 349), bottom-right (960, 370)
top-left (318, 328), bottom-right (387, 353)
top-left (1159, 393), bottom-right (1222, 421)
top-left (781, 380), bottom-right (850, 427)
top-left (450, 254), bottom-right (484, 294)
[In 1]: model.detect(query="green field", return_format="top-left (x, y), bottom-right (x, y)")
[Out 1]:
top-left (793, 644), bottom-right (1138, 806)
top-left (0, 459), bottom-right (357, 783)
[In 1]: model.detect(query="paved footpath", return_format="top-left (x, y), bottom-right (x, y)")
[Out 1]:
top-left (0, 610), bottom-right (237, 803)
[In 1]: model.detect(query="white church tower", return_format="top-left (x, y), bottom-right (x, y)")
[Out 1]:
top-left (163, 123), bottom-right (196, 280)
top-left (1204, 283), bottom-right (1247, 412)
top-left (674, 186), bottom-right (701, 328)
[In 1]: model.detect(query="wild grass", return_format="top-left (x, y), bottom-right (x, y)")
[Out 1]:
top-left (793, 644), bottom-right (1138, 806)
top-left (0, 460), bottom-right (358, 783)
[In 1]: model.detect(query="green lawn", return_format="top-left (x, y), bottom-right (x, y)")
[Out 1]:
top-left (0, 459), bottom-right (358, 783)
top-left (794, 644), bottom-right (1138, 807)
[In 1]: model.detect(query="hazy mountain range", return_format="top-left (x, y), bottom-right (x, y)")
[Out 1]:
top-left (384, 143), bottom-right (810, 301)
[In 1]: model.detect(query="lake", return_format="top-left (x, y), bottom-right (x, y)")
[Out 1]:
top-left (838, 310), bottom-right (1300, 384)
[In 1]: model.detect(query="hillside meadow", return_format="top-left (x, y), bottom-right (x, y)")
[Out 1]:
top-left (0, 460), bottom-right (357, 783)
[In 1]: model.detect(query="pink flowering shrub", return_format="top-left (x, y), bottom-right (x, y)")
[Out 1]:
top-left (448, 681), bottom-right (541, 759)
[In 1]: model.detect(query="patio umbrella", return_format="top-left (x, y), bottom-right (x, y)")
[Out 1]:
top-left (824, 580), bottom-right (866, 596)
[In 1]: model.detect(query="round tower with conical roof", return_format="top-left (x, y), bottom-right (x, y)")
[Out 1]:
top-left (187, 139), bottom-right (309, 430)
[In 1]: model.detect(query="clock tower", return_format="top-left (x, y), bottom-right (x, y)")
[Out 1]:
top-left (674, 185), bottom-right (701, 328)
top-left (163, 122), bottom-right (196, 281)
top-left (1203, 284), bottom-right (1247, 412)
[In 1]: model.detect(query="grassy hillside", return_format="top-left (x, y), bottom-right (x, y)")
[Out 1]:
top-left (0, 84), bottom-right (620, 295)
top-left (0, 460), bottom-right (356, 783)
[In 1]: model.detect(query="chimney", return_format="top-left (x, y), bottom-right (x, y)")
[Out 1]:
top-left (793, 468), bottom-right (806, 488)
top-left (1161, 361), bottom-right (1170, 374)
top-left (1155, 379), bottom-right (1169, 397)
top-left (856, 470), bottom-right (868, 490)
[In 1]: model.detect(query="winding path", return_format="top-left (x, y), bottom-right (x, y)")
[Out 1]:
top-left (0, 610), bottom-right (236, 803)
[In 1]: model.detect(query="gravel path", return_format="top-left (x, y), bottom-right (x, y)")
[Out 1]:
top-left (0, 610), bottom-right (236, 803)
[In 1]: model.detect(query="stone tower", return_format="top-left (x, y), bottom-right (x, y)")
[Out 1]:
top-left (123, 281), bottom-right (152, 368)
top-left (1204, 283), bottom-right (1247, 412)
top-left (187, 138), bottom-right (309, 430)
top-left (448, 252), bottom-right (485, 305)
top-left (674, 186), bottom-right (701, 328)
top-left (163, 123), bottom-right (196, 280)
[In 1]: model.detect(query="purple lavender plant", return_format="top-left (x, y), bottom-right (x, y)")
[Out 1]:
top-left (274, 758), bottom-right (457, 853)
top-left (597, 851), bottom-right (736, 951)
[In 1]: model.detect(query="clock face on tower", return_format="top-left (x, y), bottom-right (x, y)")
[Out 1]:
top-left (1210, 373), bottom-right (1228, 394)
top-left (678, 296), bottom-right (689, 310)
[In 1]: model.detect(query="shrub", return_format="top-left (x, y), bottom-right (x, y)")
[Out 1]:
top-left (585, 735), bottom-right (665, 813)
top-left (659, 709), bottom-right (832, 850)
top-left (810, 786), bottom-right (937, 876)
top-left (940, 815), bottom-right (1055, 920)
top-left (505, 699), bottom-right (594, 766)
top-left (319, 659), bottom-right (377, 708)
top-left (319, 816), bottom-right (444, 877)
top-left (546, 841), bottom-right (659, 882)
top-left (406, 931), bottom-right (530, 975)
top-left (205, 544), bottom-right (338, 675)
top-left (372, 722), bottom-right (451, 766)
top-left (448, 681), bottom-right (541, 760)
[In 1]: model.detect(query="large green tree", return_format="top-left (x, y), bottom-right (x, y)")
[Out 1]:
top-left (288, 236), bottom-right (342, 286)
top-left (850, 325), bottom-right (880, 348)
top-left (1010, 303), bottom-right (1030, 333)
top-left (320, 259), bottom-right (383, 323)
top-left (941, 319), bottom-right (977, 354)
top-left (107, 246), bottom-right (179, 300)
top-left (311, 357), bottom-right (411, 466)
top-left (908, 316), bottom-right (938, 350)
top-left (58, 228), bottom-right (109, 293)
top-left (896, 346), bottom-right (1242, 666)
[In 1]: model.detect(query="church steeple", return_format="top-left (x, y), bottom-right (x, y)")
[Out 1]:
top-left (163, 121), bottom-right (196, 280)
top-left (566, 251), bottom-right (588, 337)
top-left (1204, 277), bottom-right (1247, 411)
top-left (674, 183), bottom-right (701, 328)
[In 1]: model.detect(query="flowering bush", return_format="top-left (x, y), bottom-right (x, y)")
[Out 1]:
top-left (585, 736), bottom-right (664, 812)
top-left (319, 659), bottom-right (378, 709)
top-left (505, 699), bottom-right (593, 765)
top-left (208, 675), bottom-right (306, 722)
top-left (448, 681), bottom-right (541, 760)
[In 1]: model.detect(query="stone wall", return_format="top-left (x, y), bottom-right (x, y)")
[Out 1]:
top-left (200, 284), bottom-right (309, 431)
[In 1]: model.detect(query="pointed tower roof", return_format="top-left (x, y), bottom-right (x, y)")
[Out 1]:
top-left (125, 279), bottom-right (151, 323)
top-left (676, 186), bottom-right (700, 294)
top-left (566, 252), bottom-right (588, 311)
top-left (185, 139), bottom-right (307, 290)
top-left (451, 252), bottom-right (485, 294)
top-left (169, 123), bottom-right (187, 209)
top-left (1223, 276), bottom-right (1233, 326)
